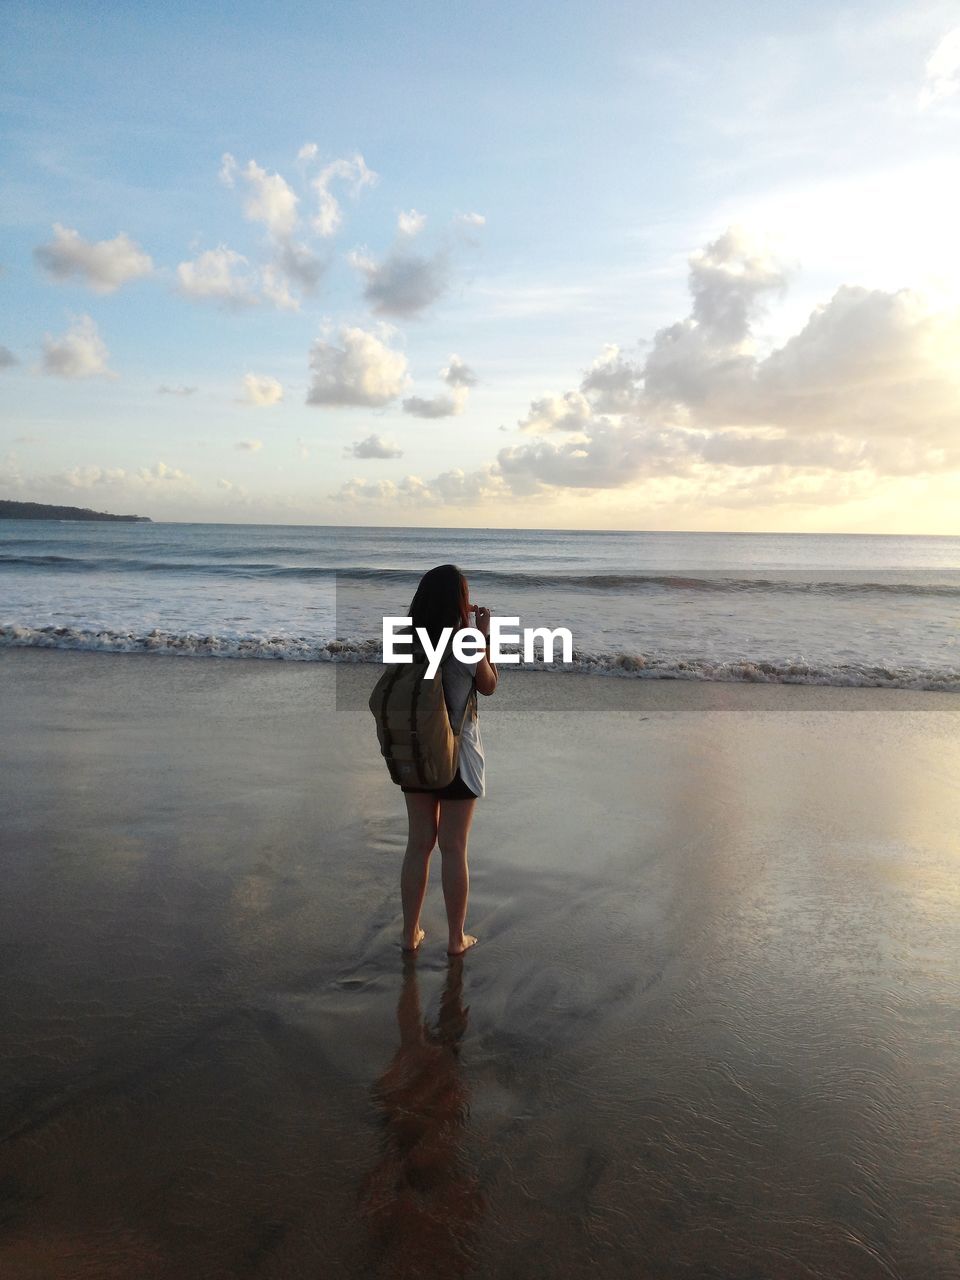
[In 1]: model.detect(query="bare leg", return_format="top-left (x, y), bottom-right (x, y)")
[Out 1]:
top-left (437, 797), bottom-right (478, 955)
top-left (401, 793), bottom-right (439, 950)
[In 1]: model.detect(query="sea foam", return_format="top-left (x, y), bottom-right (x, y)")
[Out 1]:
top-left (2, 623), bottom-right (957, 691)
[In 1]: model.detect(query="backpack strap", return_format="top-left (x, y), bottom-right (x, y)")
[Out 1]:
top-left (408, 661), bottom-right (427, 786)
top-left (379, 663), bottom-right (406, 768)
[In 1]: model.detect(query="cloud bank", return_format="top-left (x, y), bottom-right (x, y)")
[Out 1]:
top-left (333, 226), bottom-right (960, 508)
top-left (60, 460), bottom-right (195, 492)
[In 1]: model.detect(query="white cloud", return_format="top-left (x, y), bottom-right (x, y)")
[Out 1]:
top-left (641, 229), bottom-right (793, 414)
top-left (443, 354), bottom-right (477, 387)
top-left (518, 390), bottom-right (595, 434)
top-left (176, 246), bottom-right (260, 307)
top-left (642, 318), bottom-right (753, 415)
top-left (262, 246), bottom-right (329, 310)
top-left (311, 153), bottom-right (377, 236)
top-left (157, 383), bottom-right (197, 396)
top-left (219, 153), bottom-right (299, 237)
top-left (687, 226), bottom-right (788, 345)
top-left (218, 153), bottom-right (237, 186)
top-left (401, 354), bottom-right (476, 417)
top-left (41, 315), bottom-right (115, 379)
top-left (217, 154), bottom-right (329, 306)
top-left (424, 467), bottom-right (502, 504)
top-left (349, 244), bottom-right (450, 317)
top-left (134, 460), bottom-right (194, 487)
top-left (334, 477), bottom-right (405, 502)
top-left (918, 27), bottom-right (960, 108)
top-left (494, 412), bottom-right (954, 501)
top-left (398, 209), bottom-right (426, 236)
top-left (345, 433), bottom-right (404, 459)
top-left (494, 423), bottom-right (908, 496)
top-left (580, 345), bottom-right (643, 412)
top-left (402, 388), bottom-right (467, 418)
top-left (235, 439), bottom-right (263, 452)
top-left (349, 226), bottom-right (960, 506)
top-left (273, 238), bottom-right (327, 293)
top-left (61, 464), bottom-right (128, 488)
top-left (333, 465), bottom-right (502, 506)
top-left (497, 228), bottom-right (960, 495)
top-left (297, 142), bottom-right (318, 162)
top-left (746, 286), bottom-right (960, 444)
top-left (34, 223), bottom-right (154, 293)
top-left (456, 211), bottom-right (486, 227)
top-left (4, 458), bottom-right (212, 517)
top-left (0, 345), bottom-right (19, 369)
top-left (335, 213), bottom-right (957, 504)
top-left (306, 325), bottom-right (410, 406)
top-left (260, 264), bottom-right (300, 312)
top-left (497, 421), bottom-right (686, 493)
top-left (59, 460), bottom-right (194, 491)
top-left (643, 259), bottom-right (960, 456)
top-left (241, 373), bottom-right (284, 407)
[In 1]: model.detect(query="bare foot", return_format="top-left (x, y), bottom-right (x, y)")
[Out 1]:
top-left (402, 927), bottom-right (425, 953)
top-left (447, 934), bottom-right (478, 956)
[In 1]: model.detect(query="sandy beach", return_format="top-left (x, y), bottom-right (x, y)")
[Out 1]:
top-left (1, 646), bottom-right (958, 1278)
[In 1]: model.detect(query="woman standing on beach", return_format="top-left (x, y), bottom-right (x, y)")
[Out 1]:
top-left (399, 564), bottom-right (498, 957)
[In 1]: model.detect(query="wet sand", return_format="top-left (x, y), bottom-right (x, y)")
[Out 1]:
top-left (1, 647), bottom-right (959, 1279)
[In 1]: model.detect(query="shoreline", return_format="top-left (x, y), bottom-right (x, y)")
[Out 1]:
top-left (2, 633), bottom-right (957, 694)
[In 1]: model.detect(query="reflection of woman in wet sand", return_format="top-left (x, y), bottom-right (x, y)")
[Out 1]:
top-left (399, 565), bottom-right (498, 957)
top-left (359, 957), bottom-right (485, 1278)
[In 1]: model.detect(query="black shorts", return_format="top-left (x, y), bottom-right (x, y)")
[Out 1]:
top-left (401, 769), bottom-right (478, 800)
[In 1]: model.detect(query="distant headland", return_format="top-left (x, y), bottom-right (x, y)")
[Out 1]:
top-left (0, 500), bottom-right (152, 523)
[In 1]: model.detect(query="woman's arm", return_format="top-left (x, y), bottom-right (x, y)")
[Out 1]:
top-left (472, 605), bottom-right (498, 696)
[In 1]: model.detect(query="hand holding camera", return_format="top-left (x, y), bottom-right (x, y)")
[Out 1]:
top-left (471, 604), bottom-right (492, 638)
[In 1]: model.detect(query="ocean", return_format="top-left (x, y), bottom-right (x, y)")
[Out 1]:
top-left (1, 520), bottom-right (958, 690)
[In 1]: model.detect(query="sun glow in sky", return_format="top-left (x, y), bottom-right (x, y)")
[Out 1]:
top-left (1, 0), bottom-right (959, 532)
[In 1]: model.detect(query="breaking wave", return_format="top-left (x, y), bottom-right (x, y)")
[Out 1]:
top-left (2, 623), bottom-right (957, 691)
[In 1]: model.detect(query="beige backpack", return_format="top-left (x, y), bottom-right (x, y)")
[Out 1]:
top-left (369, 650), bottom-right (476, 788)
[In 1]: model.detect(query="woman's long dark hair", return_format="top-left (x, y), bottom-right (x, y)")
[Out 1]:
top-left (409, 564), bottom-right (470, 651)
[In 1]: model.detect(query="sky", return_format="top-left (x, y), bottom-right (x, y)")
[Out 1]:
top-left (1, 0), bottom-right (960, 532)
